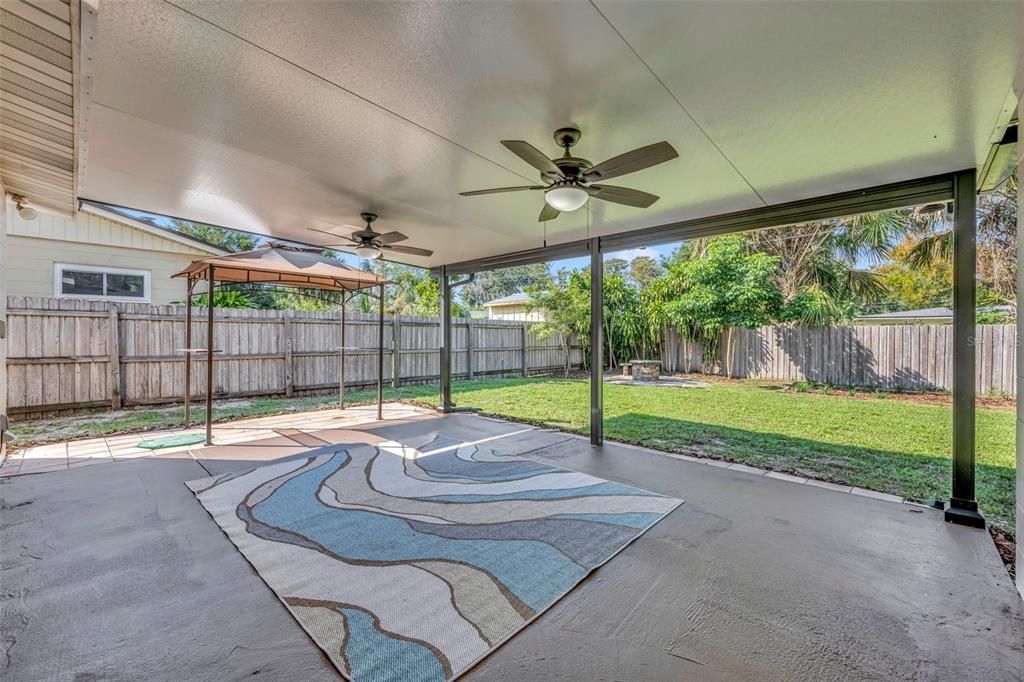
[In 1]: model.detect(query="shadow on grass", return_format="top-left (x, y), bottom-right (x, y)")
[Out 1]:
top-left (604, 412), bottom-right (1014, 530)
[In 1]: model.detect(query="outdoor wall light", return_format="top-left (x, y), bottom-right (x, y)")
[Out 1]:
top-left (544, 184), bottom-right (589, 212)
top-left (13, 195), bottom-right (37, 221)
top-left (355, 244), bottom-right (382, 260)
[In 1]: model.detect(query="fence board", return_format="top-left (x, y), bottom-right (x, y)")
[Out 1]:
top-left (663, 323), bottom-right (1016, 396)
top-left (5, 297), bottom-right (581, 416)
top-left (8, 295), bottom-right (1015, 416)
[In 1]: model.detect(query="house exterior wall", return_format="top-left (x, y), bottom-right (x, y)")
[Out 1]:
top-left (485, 304), bottom-right (545, 322)
top-left (1, 190), bottom-right (8, 456)
top-left (4, 207), bottom-right (213, 305)
top-left (1017, 91), bottom-right (1023, 600)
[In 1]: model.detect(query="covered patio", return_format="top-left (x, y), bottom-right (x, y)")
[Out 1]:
top-left (1, 0), bottom-right (1022, 679)
top-left (1, 407), bottom-right (1020, 680)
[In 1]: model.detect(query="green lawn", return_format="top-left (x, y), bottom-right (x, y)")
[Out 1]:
top-left (9, 376), bottom-right (1016, 531)
top-left (442, 377), bottom-right (1015, 530)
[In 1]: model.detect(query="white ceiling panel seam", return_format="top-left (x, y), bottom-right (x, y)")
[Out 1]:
top-left (588, 0), bottom-right (766, 206)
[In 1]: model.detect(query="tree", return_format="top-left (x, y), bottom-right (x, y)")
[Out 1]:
top-left (874, 240), bottom-right (952, 311)
top-left (908, 177), bottom-right (1017, 304)
top-left (603, 258), bottom-right (629, 278)
top-left (458, 263), bottom-right (550, 308)
top-left (744, 211), bottom-right (909, 325)
top-left (170, 220), bottom-right (259, 253)
top-left (191, 290), bottom-right (257, 309)
top-left (628, 255), bottom-right (663, 288)
top-left (355, 260), bottom-right (466, 317)
top-left (650, 236), bottom-right (782, 376)
top-left (526, 271), bottom-right (590, 377)
top-left (601, 273), bottom-right (639, 368)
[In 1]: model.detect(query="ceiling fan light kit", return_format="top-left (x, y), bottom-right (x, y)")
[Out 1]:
top-left (545, 184), bottom-right (589, 212)
top-left (459, 126), bottom-right (678, 221)
top-left (355, 244), bottom-right (382, 260)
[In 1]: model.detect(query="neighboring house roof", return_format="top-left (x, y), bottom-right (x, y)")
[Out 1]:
top-left (855, 305), bottom-right (1013, 321)
top-left (484, 292), bottom-right (533, 307)
top-left (80, 202), bottom-right (228, 256)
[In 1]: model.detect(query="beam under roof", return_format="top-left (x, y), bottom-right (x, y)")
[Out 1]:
top-left (433, 172), bottom-right (957, 276)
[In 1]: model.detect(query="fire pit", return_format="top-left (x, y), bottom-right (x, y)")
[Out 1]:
top-left (627, 360), bottom-right (661, 382)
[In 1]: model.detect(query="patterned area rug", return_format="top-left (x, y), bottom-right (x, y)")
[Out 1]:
top-left (187, 433), bottom-right (682, 681)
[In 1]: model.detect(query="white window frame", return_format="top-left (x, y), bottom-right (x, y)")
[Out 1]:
top-left (53, 263), bottom-right (152, 303)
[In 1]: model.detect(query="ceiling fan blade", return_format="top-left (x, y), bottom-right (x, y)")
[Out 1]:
top-left (381, 244), bottom-right (434, 257)
top-left (308, 226), bottom-right (356, 242)
top-left (587, 184), bottom-right (660, 208)
top-left (459, 185), bottom-right (545, 196)
top-left (501, 140), bottom-right (565, 178)
top-left (538, 203), bottom-right (561, 222)
top-left (374, 231), bottom-right (407, 245)
top-left (583, 141), bottom-right (678, 182)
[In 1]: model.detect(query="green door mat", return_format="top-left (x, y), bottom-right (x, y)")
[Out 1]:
top-left (137, 433), bottom-right (206, 449)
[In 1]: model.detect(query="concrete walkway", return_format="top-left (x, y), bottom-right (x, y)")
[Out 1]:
top-left (0, 408), bottom-right (1020, 680)
top-left (0, 403), bottom-right (427, 476)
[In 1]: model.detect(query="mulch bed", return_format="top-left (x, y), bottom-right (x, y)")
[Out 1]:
top-left (989, 526), bottom-right (1016, 582)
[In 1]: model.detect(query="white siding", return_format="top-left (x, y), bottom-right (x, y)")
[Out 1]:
top-left (486, 304), bottom-right (546, 322)
top-left (1, 192), bottom-right (8, 440)
top-left (6, 207), bottom-right (211, 255)
top-left (4, 207), bottom-right (214, 305)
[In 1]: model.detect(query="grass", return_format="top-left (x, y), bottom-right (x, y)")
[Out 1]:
top-left (9, 376), bottom-right (1016, 531)
top-left (449, 377), bottom-right (1015, 531)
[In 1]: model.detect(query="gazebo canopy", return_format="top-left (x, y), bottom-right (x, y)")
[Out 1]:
top-left (173, 243), bottom-right (386, 292)
top-left (172, 242), bottom-right (389, 446)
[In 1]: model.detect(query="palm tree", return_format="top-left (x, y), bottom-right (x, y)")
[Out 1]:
top-left (908, 177), bottom-right (1017, 302)
top-left (687, 210), bottom-right (912, 325)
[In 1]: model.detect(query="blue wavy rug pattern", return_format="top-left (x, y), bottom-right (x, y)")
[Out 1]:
top-left (187, 434), bottom-right (682, 681)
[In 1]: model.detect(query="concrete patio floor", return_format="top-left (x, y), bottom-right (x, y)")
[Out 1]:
top-left (1, 406), bottom-right (1021, 680)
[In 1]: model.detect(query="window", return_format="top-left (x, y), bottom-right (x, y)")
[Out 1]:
top-left (54, 264), bottom-right (151, 302)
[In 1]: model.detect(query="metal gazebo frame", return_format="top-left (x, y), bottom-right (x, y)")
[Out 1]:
top-left (173, 244), bottom-right (388, 445)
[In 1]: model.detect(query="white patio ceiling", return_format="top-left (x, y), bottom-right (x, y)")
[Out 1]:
top-left (77, 0), bottom-right (1024, 269)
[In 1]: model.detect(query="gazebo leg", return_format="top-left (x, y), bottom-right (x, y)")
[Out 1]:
top-left (205, 264), bottom-right (214, 446)
top-left (339, 298), bottom-right (346, 409)
top-left (184, 277), bottom-right (194, 428)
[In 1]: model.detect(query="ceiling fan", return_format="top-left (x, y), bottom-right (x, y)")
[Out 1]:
top-left (459, 127), bottom-right (678, 221)
top-left (309, 213), bottom-right (433, 260)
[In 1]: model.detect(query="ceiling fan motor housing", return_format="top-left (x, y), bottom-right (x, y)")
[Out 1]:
top-left (553, 126), bottom-right (582, 149)
top-left (551, 156), bottom-right (592, 181)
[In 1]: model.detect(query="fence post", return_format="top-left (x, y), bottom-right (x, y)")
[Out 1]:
top-left (108, 304), bottom-right (122, 409)
top-left (283, 311), bottom-right (294, 398)
top-left (392, 315), bottom-right (401, 388)
top-left (466, 318), bottom-right (475, 380)
top-left (521, 321), bottom-right (529, 377)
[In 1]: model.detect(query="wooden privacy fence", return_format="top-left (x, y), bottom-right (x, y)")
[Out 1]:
top-left (4, 296), bottom-right (583, 419)
top-left (663, 324), bottom-right (1017, 396)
